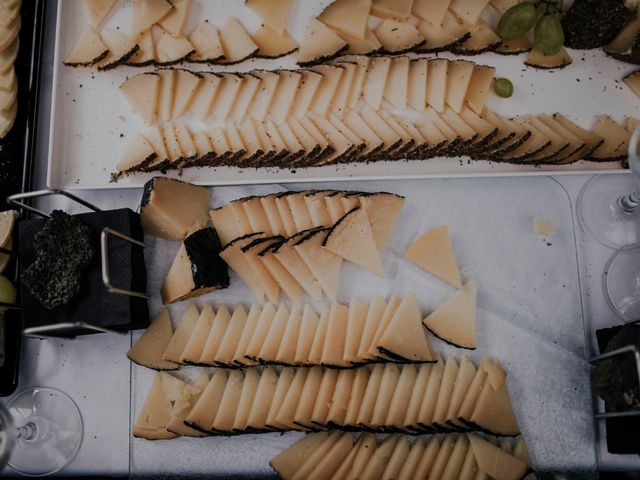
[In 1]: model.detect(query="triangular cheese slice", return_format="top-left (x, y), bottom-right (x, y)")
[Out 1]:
top-left (273, 235), bottom-right (324, 300)
top-left (158, 0), bottom-right (190, 37)
top-left (132, 0), bottom-right (174, 37)
top-left (127, 309), bottom-right (179, 370)
top-left (360, 435), bottom-right (400, 479)
top-left (156, 31), bottom-right (194, 65)
top-left (115, 132), bottom-right (156, 176)
top-left (98, 28), bottom-right (139, 70)
top-left (382, 436), bottom-right (411, 479)
top-left (270, 432), bottom-right (330, 479)
top-left (297, 17), bottom-right (348, 66)
top-left (369, 364), bottom-right (401, 427)
top-left (319, 0), bottom-right (372, 40)
top-left (120, 73), bottom-right (160, 124)
top-left (324, 207), bottom-right (385, 277)
top-left (245, 302), bottom-right (277, 361)
top-left (339, 26), bottom-right (383, 55)
top-left (426, 436), bottom-right (454, 479)
top-left (132, 374), bottom-right (177, 440)
top-left (307, 306), bottom-right (330, 365)
top-left (343, 297), bottom-right (368, 364)
top-left (275, 368), bottom-right (309, 429)
top-left (329, 422), bottom-right (360, 475)
top-left (416, 359), bottom-right (443, 428)
top-left (342, 368), bottom-right (370, 427)
top-left (247, 365), bottom-right (279, 430)
top-left (385, 364), bottom-right (417, 427)
top-left (306, 428), bottom-right (353, 478)
top-left (372, 0), bottom-right (412, 19)
top-left (233, 304), bottom-right (262, 367)
top-left (396, 438), bottom-right (427, 479)
top-left (405, 225), bottom-right (462, 288)
top-left (431, 356), bottom-right (459, 427)
top-left (242, 237), bottom-right (283, 303)
top-left (326, 369), bottom-right (355, 426)
top-left (265, 367), bottom-right (294, 429)
top-left (246, 0), bottom-right (293, 34)
top-left (294, 229), bottom-right (343, 301)
top-left (189, 22), bottom-right (225, 62)
top-left (184, 369), bottom-right (228, 433)
top-left (172, 69), bottom-right (201, 118)
top-left (199, 305), bottom-right (232, 365)
top-left (320, 302), bottom-right (350, 367)
top-left (457, 362), bottom-right (488, 423)
top-left (161, 303), bottom-right (199, 364)
top-left (82, 0), bottom-right (118, 28)
top-left (291, 431), bottom-right (345, 479)
top-left (211, 370), bottom-right (245, 432)
top-left (374, 19), bottom-right (424, 53)
top-left (403, 363), bottom-right (432, 428)
top-left (423, 280), bottom-right (477, 349)
top-left (355, 363), bottom-right (384, 425)
top-left (468, 434), bottom-right (528, 480)
top-left (219, 233), bottom-right (266, 300)
top-left (356, 295), bottom-right (386, 362)
top-left (180, 304), bottom-right (216, 364)
top-left (445, 355), bottom-right (477, 427)
top-left (166, 371), bottom-right (209, 437)
top-left (294, 366), bottom-right (325, 427)
top-left (257, 304), bottom-right (290, 362)
top-left (274, 307), bottom-right (302, 364)
top-left (213, 305), bottom-right (248, 366)
top-left (377, 293), bottom-right (434, 362)
top-left (219, 17), bottom-right (259, 64)
top-left (252, 24), bottom-right (298, 59)
top-left (64, 26), bottom-right (109, 66)
top-left (446, 60), bottom-right (475, 114)
top-left (359, 192), bottom-right (405, 251)
top-left (344, 433), bottom-right (377, 477)
top-left (294, 304), bottom-right (321, 364)
top-left (232, 368), bottom-right (261, 431)
top-left (127, 29), bottom-right (156, 66)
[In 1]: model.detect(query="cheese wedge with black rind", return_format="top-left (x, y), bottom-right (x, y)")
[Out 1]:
top-left (417, 13), bottom-right (470, 53)
top-left (402, 363), bottom-right (432, 428)
top-left (180, 304), bottom-right (216, 365)
top-left (246, 0), bottom-right (293, 35)
top-left (132, 373), bottom-right (178, 440)
top-left (271, 431), bottom-right (331, 479)
top-left (158, 0), bottom-right (190, 37)
top-left (155, 32), bottom-right (195, 65)
top-left (140, 177), bottom-right (210, 240)
top-left (307, 306), bottom-right (330, 365)
top-left (294, 228), bottom-right (343, 301)
top-left (424, 280), bottom-right (477, 349)
top-left (212, 305), bottom-right (248, 366)
top-left (212, 370), bottom-right (245, 432)
top-left (445, 355), bottom-right (477, 427)
top-left (189, 22), bottom-right (225, 63)
top-left (525, 47), bottom-right (572, 69)
top-left (416, 359), bottom-right (443, 429)
top-left (359, 434), bottom-right (399, 479)
top-left (232, 304), bottom-right (262, 367)
top-left (184, 369), bottom-right (228, 433)
top-left (127, 309), bottom-right (179, 370)
top-left (172, 69), bottom-right (202, 118)
top-left (355, 363), bottom-right (384, 426)
top-left (253, 24), bottom-right (298, 59)
top-left (306, 429), bottom-right (353, 479)
top-left (246, 365), bottom-right (278, 430)
top-left (64, 26), bottom-right (109, 66)
top-left (369, 363), bottom-right (401, 427)
top-left (496, 35), bottom-right (531, 55)
top-left (161, 303), bottom-right (199, 364)
top-left (114, 133), bottom-right (157, 178)
top-left (197, 305), bottom-right (231, 366)
top-left (294, 304), bottom-right (321, 364)
top-left (338, 26), bottom-right (384, 55)
top-left (405, 225), bottom-right (462, 288)
top-left (465, 65), bottom-right (495, 115)
top-left (319, 302), bottom-right (350, 367)
top-left (587, 115), bottom-right (630, 161)
top-left (323, 207), bottom-right (385, 277)
top-left (273, 233), bottom-right (324, 300)
top-left (132, 0), bottom-right (173, 37)
top-left (452, 20), bottom-right (502, 55)
top-left (468, 434), bottom-right (528, 480)
top-left (160, 227), bottom-right (230, 304)
top-left (319, 0), bottom-right (371, 40)
top-left (210, 202), bottom-right (254, 246)
top-left (310, 368), bottom-right (340, 425)
top-left (375, 19), bottom-right (425, 54)
top-left (219, 17), bottom-right (259, 64)
top-left (553, 113), bottom-right (604, 162)
top-left (127, 29), bottom-right (157, 66)
top-left (232, 367), bottom-right (261, 431)
top-left (166, 371), bottom-right (209, 437)
top-left (413, 438), bottom-right (442, 476)
top-left (257, 304), bottom-right (290, 362)
top-left (297, 17), bottom-right (348, 66)
top-left (120, 73), bottom-right (160, 124)
top-left (98, 28), bottom-right (140, 70)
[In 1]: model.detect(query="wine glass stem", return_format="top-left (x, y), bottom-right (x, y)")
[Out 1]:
top-left (618, 189), bottom-right (640, 214)
top-left (16, 422), bottom-right (37, 441)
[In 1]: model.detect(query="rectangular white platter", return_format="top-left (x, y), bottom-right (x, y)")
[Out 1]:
top-left (48, 0), bottom-right (640, 190)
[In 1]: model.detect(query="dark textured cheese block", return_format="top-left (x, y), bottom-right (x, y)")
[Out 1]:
top-left (161, 227), bottom-right (230, 304)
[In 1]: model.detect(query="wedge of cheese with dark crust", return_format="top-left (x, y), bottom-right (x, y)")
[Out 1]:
top-left (232, 368), bottom-right (261, 431)
top-left (430, 356), bottom-right (459, 429)
top-left (468, 434), bottom-right (528, 480)
top-left (270, 70), bottom-right (302, 124)
top-left (525, 47), bottom-right (572, 69)
top-left (253, 24), bottom-right (298, 59)
top-left (155, 31), bottom-right (194, 65)
top-left (114, 133), bottom-right (157, 179)
top-left (275, 368), bottom-right (309, 430)
top-left (64, 26), bottom-right (109, 66)
top-left (446, 60), bottom-right (475, 113)
top-left (127, 309), bottom-right (179, 370)
top-left (158, 0), bottom-right (190, 37)
top-left (219, 232), bottom-right (266, 299)
top-left (375, 19), bottom-right (425, 54)
top-left (127, 29), bottom-right (156, 66)
top-left (372, 0), bottom-right (413, 20)
top-left (514, 116), bottom-right (568, 163)
top-left (120, 73), bottom-right (160, 124)
top-left (271, 433), bottom-right (330, 479)
top-left (161, 303), bottom-right (199, 364)
top-left (242, 236), bottom-right (284, 303)
top-left (229, 74), bottom-right (259, 124)
top-left (362, 56), bottom-right (391, 110)
top-left (189, 72), bottom-right (222, 121)
top-left (211, 305), bottom-right (248, 367)
top-left (337, 26), bottom-right (383, 55)
top-left (97, 28), bottom-right (139, 70)
top-left (184, 369), bottom-right (228, 434)
top-left (273, 307), bottom-right (302, 365)
top-left (405, 225), bottom-right (462, 288)
top-left (445, 356), bottom-right (477, 428)
top-left (219, 17), bottom-right (259, 64)
top-left (189, 23), bottom-right (225, 63)
top-left (260, 244), bottom-right (303, 305)
top-left (131, 0), bottom-right (173, 37)
top-left (537, 113), bottom-right (587, 164)
top-left (246, 365), bottom-right (278, 430)
top-left (465, 65), bottom-right (495, 114)
top-left (211, 370), bottom-right (244, 432)
top-left (160, 227), bottom-right (230, 304)
top-left (425, 59), bottom-right (448, 112)
top-left (82, 0), bottom-right (118, 28)
top-left (553, 113), bottom-right (604, 162)
top-left (384, 56), bottom-right (410, 109)
top-left (273, 233), bottom-right (324, 301)
top-left (246, 0), bottom-right (293, 35)
top-left (414, 357), bottom-right (444, 429)
top-left (355, 363), bottom-right (385, 426)
top-left (297, 17), bottom-right (348, 66)
top-left (140, 177), bottom-right (209, 240)
top-left (294, 228), bottom-right (343, 301)
top-left (587, 115), bottom-right (630, 161)
top-left (166, 371), bottom-right (209, 437)
top-left (453, 20), bottom-right (502, 55)
top-left (180, 304), bottom-right (216, 365)
top-left (319, 0), bottom-right (372, 39)
top-left (496, 35), bottom-right (531, 55)
top-left (132, 374), bottom-right (178, 440)
top-left (417, 13), bottom-right (470, 53)
top-left (250, 70), bottom-right (281, 122)
top-left (257, 304), bottom-right (290, 362)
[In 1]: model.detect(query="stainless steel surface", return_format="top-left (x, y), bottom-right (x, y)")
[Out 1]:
top-left (3, 0), bottom-right (638, 475)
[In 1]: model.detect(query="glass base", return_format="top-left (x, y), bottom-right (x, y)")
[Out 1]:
top-left (604, 246), bottom-right (640, 323)
top-left (7, 387), bottom-right (83, 477)
top-left (577, 175), bottom-right (640, 249)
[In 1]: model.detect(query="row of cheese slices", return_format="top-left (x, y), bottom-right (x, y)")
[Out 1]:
top-left (128, 295), bottom-right (442, 371)
top-left (271, 431), bottom-right (533, 480)
top-left (0, 0), bottom-right (20, 139)
top-left (115, 106), bottom-right (632, 180)
top-left (119, 56), bottom-right (496, 125)
top-left (133, 355), bottom-right (520, 440)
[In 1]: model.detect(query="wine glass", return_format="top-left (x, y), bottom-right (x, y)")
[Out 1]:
top-left (0, 387), bottom-right (83, 476)
top-left (577, 130), bottom-right (640, 249)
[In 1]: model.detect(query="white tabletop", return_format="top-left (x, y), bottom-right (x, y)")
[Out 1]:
top-left (2, 1), bottom-right (638, 476)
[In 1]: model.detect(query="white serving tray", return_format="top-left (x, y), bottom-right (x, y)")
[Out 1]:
top-left (48, 0), bottom-right (639, 190)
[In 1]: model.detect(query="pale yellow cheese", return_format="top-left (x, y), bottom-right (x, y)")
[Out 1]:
top-left (310, 368), bottom-right (340, 425)
top-left (381, 436), bottom-right (411, 480)
top-left (468, 434), bottom-right (528, 480)
top-left (212, 73), bottom-right (243, 121)
top-left (210, 204), bottom-right (251, 246)
top-left (589, 115), bottom-right (630, 161)
top-left (469, 365), bottom-right (520, 436)
top-left (324, 192), bottom-right (347, 224)
top-left (286, 192), bottom-right (314, 231)
top-left (413, 0), bottom-right (451, 24)
top-left (294, 304), bottom-right (321, 364)
top-left (343, 110), bottom-right (384, 155)
top-left (247, 365), bottom-right (278, 429)
top-left (252, 24), bottom-right (298, 59)
top-left (326, 368), bottom-right (355, 426)
top-left (372, 0), bottom-right (413, 20)
top-left (343, 367), bottom-right (369, 426)
top-left (432, 356), bottom-right (459, 427)
top-left (161, 303), bottom-right (199, 364)
top-left (402, 363), bottom-right (432, 427)
top-left (213, 305), bottom-right (248, 366)
top-left (191, 131), bottom-right (212, 159)
top-left (355, 363), bottom-right (384, 425)
top-left (446, 60), bottom-right (475, 113)
top-left (127, 309), bottom-right (179, 370)
top-left (198, 305), bottom-right (231, 365)
top-left (131, 0), bottom-right (173, 37)
top-left (374, 19), bottom-right (424, 53)
top-left (295, 229), bottom-right (343, 301)
top-left (189, 72), bottom-right (222, 121)
top-left (320, 302), bottom-right (350, 367)
top-left (457, 364), bottom-right (488, 422)
top-left (275, 367), bottom-right (309, 429)
top-left (219, 233), bottom-right (267, 300)
top-left (291, 69), bottom-right (324, 120)
top-left (232, 368), bottom-right (260, 431)
top-left (257, 304), bottom-right (290, 361)
top-left (155, 32), bottom-right (194, 64)
top-left (405, 224), bottom-right (462, 288)
top-left (180, 304), bottom-right (215, 364)
top-left (369, 363), bottom-right (401, 427)
top-left (232, 304), bottom-right (262, 366)
top-left (304, 191), bottom-right (333, 227)
top-left (426, 58), bottom-right (448, 112)
top-left (82, 0), bottom-right (117, 28)
top-left (396, 438), bottom-right (426, 480)
top-left (273, 237), bottom-right (324, 300)
top-left (275, 307), bottom-right (302, 364)
top-left (445, 355), bottom-right (477, 427)
top-left (259, 195), bottom-right (285, 235)
top-left (64, 26), bottom-right (109, 66)
top-left (356, 295), bottom-right (386, 361)
top-left (116, 133), bottom-right (156, 174)
top-left (450, 0), bottom-right (491, 25)
top-left (458, 446), bottom-right (479, 480)
top-left (338, 26), bottom-right (383, 55)
top-left (270, 432), bottom-right (330, 479)
top-left (466, 65), bottom-right (495, 115)
top-left (189, 22), bottom-right (224, 62)
top-left (132, 374), bottom-right (177, 440)
top-left (525, 46), bottom-right (572, 69)
top-left (342, 297), bottom-right (368, 364)
top-left (219, 17), bottom-right (258, 64)
top-left (242, 196), bottom-right (273, 235)
top-left (413, 437), bottom-right (442, 478)
top-left (173, 121), bottom-right (197, 160)
top-left (347, 56), bottom-right (370, 109)
top-left (99, 27), bottom-right (139, 69)
top-left (360, 435), bottom-right (400, 479)
top-left (332, 62), bottom-right (357, 117)
top-left (319, 0), bottom-right (372, 39)
top-left (331, 428), bottom-right (361, 480)
top-left (416, 358), bottom-right (444, 427)
top-left (273, 194), bottom-right (297, 237)
top-left (184, 369), bottom-right (228, 433)
top-left (156, 69), bottom-right (176, 122)
top-left (297, 17), bottom-right (347, 65)
top-left (211, 370), bottom-right (245, 431)
top-left (441, 435), bottom-right (469, 480)
top-left (166, 371), bottom-right (209, 437)
top-left (427, 435), bottom-right (456, 479)
top-left (307, 306), bottom-right (330, 365)
top-left (250, 70), bottom-right (281, 122)
top-left (345, 433), bottom-right (377, 478)
top-left (457, 20), bottom-right (501, 53)
top-left (265, 367), bottom-right (295, 429)
top-left (293, 366), bottom-right (324, 428)
top-left (408, 58), bottom-right (429, 112)
top-left (309, 113), bottom-right (356, 163)
top-left (270, 70), bottom-right (302, 124)
top-left (384, 56), bottom-right (410, 109)
top-left (246, 0), bottom-right (293, 34)
top-left (244, 302), bottom-right (277, 361)
top-left (310, 64), bottom-right (345, 117)
top-left (292, 431), bottom-right (346, 480)
top-left (362, 56), bottom-right (391, 110)
top-left (424, 280), bottom-right (477, 349)
top-left (359, 104), bottom-right (402, 152)
top-left (172, 69), bottom-right (201, 118)
top-left (359, 192), bottom-right (405, 251)
top-left (306, 431), bottom-right (353, 480)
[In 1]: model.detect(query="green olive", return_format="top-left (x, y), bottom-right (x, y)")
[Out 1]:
top-left (494, 78), bottom-right (514, 98)
top-left (496, 2), bottom-right (539, 40)
top-left (534, 14), bottom-right (565, 55)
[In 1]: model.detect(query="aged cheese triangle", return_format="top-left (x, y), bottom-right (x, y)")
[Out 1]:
top-left (275, 368), bottom-right (308, 429)
top-left (310, 368), bottom-right (339, 425)
top-left (260, 246), bottom-right (303, 305)
top-left (377, 293), bottom-right (435, 362)
top-left (98, 28), bottom-right (139, 70)
top-left (245, 303), bottom-right (277, 361)
top-left (127, 309), bottom-right (179, 370)
top-left (115, 133), bottom-right (156, 175)
top-left (356, 295), bottom-right (386, 361)
top-left (415, 359), bottom-right (444, 428)
top-left (328, 418), bottom-right (360, 473)
top-left (271, 432), bottom-right (331, 479)
top-left (212, 370), bottom-right (245, 432)
top-left (385, 364), bottom-right (417, 427)
top-left (374, 19), bottom-right (424, 53)
top-left (213, 305), bottom-right (248, 366)
top-left (343, 297), bottom-right (368, 364)
top-left (189, 23), bottom-right (225, 62)
top-left (339, 26), bottom-right (383, 55)
top-left (360, 435), bottom-right (400, 478)
top-left (275, 307), bottom-right (302, 364)
top-left (219, 233), bottom-right (267, 300)
top-left (258, 304), bottom-right (290, 362)
top-left (468, 434), bottom-right (528, 480)
top-left (166, 371), bottom-right (209, 437)
top-left (158, 0), bottom-right (191, 37)
top-left (382, 436), bottom-right (411, 479)
top-left (307, 430), bottom-right (353, 479)
top-left (242, 237), bottom-right (283, 303)
top-left (369, 364), bottom-right (401, 427)
top-left (184, 369), bottom-right (228, 433)
top-left (232, 368), bottom-right (261, 431)
top-left (247, 365), bottom-right (279, 430)
top-left (323, 207), bottom-right (385, 277)
top-left (320, 303), bottom-right (350, 367)
top-left (294, 229), bottom-right (343, 301)
top-left (319, 0), bottom-right (372, 40)
top-left (297, 17), bottom-right (348, 66)
top-left (344, 432), bottom-right (377, 476)
top-left (156, 32), bottom-right (195, 65)
top-left (161, 303), bottom-right (199, 364)
top-left (219, 17), bottom-right (259, 64)
top-left (180, 304), bottom-right (216, 364)
top-left (446, 60), bottom-right (475, 114)
top-left (172, 69), bottom-right (201, 118)
top-left (253, 23), bottom-right (298, 59)
top-left (132, 373), bottom-right (177, 440)
top-left (469, 362), bottom-right (520, 436)
top-left (233, 304), bottom-right (262, 367)
top-left (423, 280), bottom-right (477, 349)
top-left (431, 356), bottom-right (459, 427)
top-left (127, 29), bottom-right (156, 66)
top-left (265, 367), bottom-right (295, 429)
top-left (198, 305), bottom-right (232, 365)
top-left (326, 369), bottom-right (355, 426)
top-left (307, 306), bottom-right (330, 365)
top-left (294, 431), bottom-right (346, 479)
top-left (294, 304), bottom-right (321, 364)
top-left (405, 225), bottom-right (462, 288)
top-left (355, 364), bottom-right (384, 425)
top-left (359, 192), bottom-right (405, 251)
top-left (246, 0), bottom-right (293, 35)
top-left (82, 0), bottom-right (117, 28)
top-left (120, 73), bottom-right (160, 124)
top-left (131, 0), bottom-right (174, 37)
top-left (445, 355), bottom-right (477, 427)
top-left (64, 26), bottom-right (109, 66)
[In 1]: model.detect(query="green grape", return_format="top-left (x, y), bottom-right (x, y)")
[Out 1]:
top-left (494, 78), bottom-right (514, 98)
top-left (534, 14), bottom-right (565, 55)
top-left (496, 2), bottom-right (539, 40)
top-left (0, 275), bottom-right (16, 312)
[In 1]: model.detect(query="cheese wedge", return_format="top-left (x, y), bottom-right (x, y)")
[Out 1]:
top-left (297, 17), bottom-right (348, 66)
top-left (126, 29), bottom-right (156, 66)
top-left (403, 363), bottom-right (432, 428)
top-left (496, 34), bottom-right (531, 54)
top-left (292, 431), bottom-right (347, 480)
top-left (246, 0), bottom-right (293, 35)
top-left (219, 17), bottom-right (259, 64)
top-left (458, 445), bottom-right (479, 480)
top-left (127, 309), bottom-right (179, 370)
top-left (331, 431), bottom-right (360, 480)
top-left (180, 304), bottom-right (216, 364)
top-left (211, 73), bottom-right (243, 122)
top-left (412, 437), bottom-right (441, 478)
top-left (219, 233), bottom-right (266, 299)
top-left (396, 438), bottom-right (427, 480)
top-left (426, 59), bottom-right (448, 112)
top-left (367, 295), bottom-right (401, 360)
top-left (324, 207), bottom-right (385, 277)
top-left (468, 364), bottom-right (520, 436)
top-left (213, 305), bottom-right (248, 366)
top-left (155, 32), bottom-right (194, 65)
top-left (212, 370), bottom-right (245, 432)
top-left (416, 358), bottom-right (443, 428)
top-left (326, 368), bottom-right (355, 426)
top-left (0, 39), bottom-right (18, 76)
top-left (384, 56), bottom-right (410, 109)
top-left (271, 432), bottom-right (330, 479)
top-left (360, 435), bottom-right (400, 479)
top-left (253, 24), bottom-right (298, 59)
top-left (355, 364), bottom-right (384, 426)
top-left (375, 19), bottom-right (425, 53)
top-left (306, 431), bottom-right (353, 480)
top-left (304, 191), bottom-right (333, 227)
top-left (242, 237), bottom-right (283, 303)
top-left (270, 70), bottom-right (302, 124)
top-left (295, 304), bottom-right (321, 364)
top-left (294, 228), bottom-right (343, 301)
top-left (554, 113), bottom-right (604, 162)
top-left (446, 60), bottom-right (475, 113)
top-left (189, 22), bottom-right (225, 63)
top-left (241, 196), bottom-right (272, 235)
top-left (332, 62), bottom-right (357, 117)
top-left (158, 0), bottom-right (190, 37)
top-left (413, 0), bottom-right (453, 25)
top-left (356, 295), bottom-right (386, 362)
top-left (265, 367), bottom-right (295, 429)
top-left (250, 70), bottom-right (281, 122)
top-left (198, 305), bottom-right (231, 365)
top-left (272, 235), bottom-right (324, 300)
top-left (310, 64), bottom-right (345, 117)
top-left (133, 374), bottom-right (177, 440)
top-left (98, 28), bottom-right (139, 70)
top-left (274, 307), bottom-right (302, 364)
top-left (310, 368), bottom-right (340, 425)
top-left (407, 58), bottom-right (429, 112)
top-left (465, 66), bottom-right (495, 115)
top-left (82, 0), bottom-right (117, 28)
top-left (188, 72), bottom-right (222, 121)
top-left (381, 436), bottom-right (411, 480)
top-left (457, 362), bottom-right (487, 423)
top-left (132, 0), bottom-right (173, 37)
top-left (417, 13), bottom-right (470, 52)
top-left (450, 0), bottom-right (491, 25)
top-left (232, 367), bottom-right (260, 431)
top-left (257, 304), bottom-right (290, 361)
top-left (424, 280), bottom-right (476, 349)
top-left (115, 133), bottom-right (157, 176)
top-left (64, 26), bottom-right (109, 66)
top-left (244, 302), bottom-right (277, 362)
top-left (454, 20), bottom-right (501, 54)
top-left (525, 47), bottom-right (572, 69)
top-left (428, 436), bottom-right (456, 479)
top-left (445, 355), bottom-right (477, 427)
top-left (372, 0), bottom-right (413, 20)
top-left (338, 26), bottom-right (383, 55)
top-left (161, 303), bottom-right (199, 364)
top-left (307, 306), bottom-right (330, 365)
top-left (274, 193), bottom-right (298, 236)
top-left (260, 247), bottom-right (303, 305)
top-left (588, 115), bottom-right (630, 161)
top-left (384, 363), bottom-right (417, 428)
top-left (233, 304), bottom-right (262, 366)
top-left (276, 367), bottom-right (309, 429)
top-left (319, 0), bottom-right (371, 39)
top-left (293, 366), bottom-right (325, 428)
top-left (441, 435), bottom-right (469, 479)
top-left (370, 363), bottom-right (401, 427)
top-left (184, 369), bottom-right (228, 433)
top-left (377, 293), bottom-right (435, 362)
top-left (343, 367), bottom-right (370, 426)
top-left (405, 225), bottom-right (462, 288)
top-left (342, 297), bottom-right (368, 364)
top-left (172, 69), bottom-right (201, 118)
top-left (359, 104), bottom-right (403, 154)
top-left (247, 365), bottom-right (278, 430)
top-left (344, 433), bottom-right (377, 477)
top-left (320, 302), bottom-right (350, 367)
top-left (468, 434), bottom-right (528, 480)
top-left (359, 192), bottom-right (405, 251)
top-left (291, 69), bottom-right (324, 120)
top-left (343, 110), bottom-right (385, 156)
top-left (166, 371), bottom-right (209, 437)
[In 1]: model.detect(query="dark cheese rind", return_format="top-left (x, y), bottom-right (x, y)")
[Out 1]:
top-left (562, 0), bottom-right (634, 50)
top-left (98, 44), bottom-right (141, 71)
top-left (184, 227), bottom-right (230, 292)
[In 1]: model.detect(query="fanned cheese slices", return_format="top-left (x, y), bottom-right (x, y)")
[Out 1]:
top-left (156, 31), bottom-right (195, 65)
top-left (82, 0), bottom-right (117, 28)
top-left (127, 29), bottom-right (156, 66)
top-left (132, 0), bottom-right (174, 37)
top-left (98, 28), bottom-right (140, 70)
top-left (405, 225), bottom-right (462, 288)
top-left (219, 17), bottom-right (258, 64)
top-left (132, 373), bottom-right (178, 440)
top-left (64, 27), bottom-right (109, 67)
top-left (298, 17), bottom-right (348, 66)
top-left (158, 0), bottom-right (191, 37)
top-left (253, 24), bottom-right (298, 59)
top-left (189, 23), bottom-right (225, 63)
top-left (245, 0), bottom-right (293, 35)
top-left (424, 280), bottom-right (477, 349)
top-left (375, 19), bottom-right (425, 54)
top-left (120, 73), bottom-right (160, 124)
top-left (127, 310), bottom-right (179, 370)
top-left (319, 0), bottom-right (372, 40)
